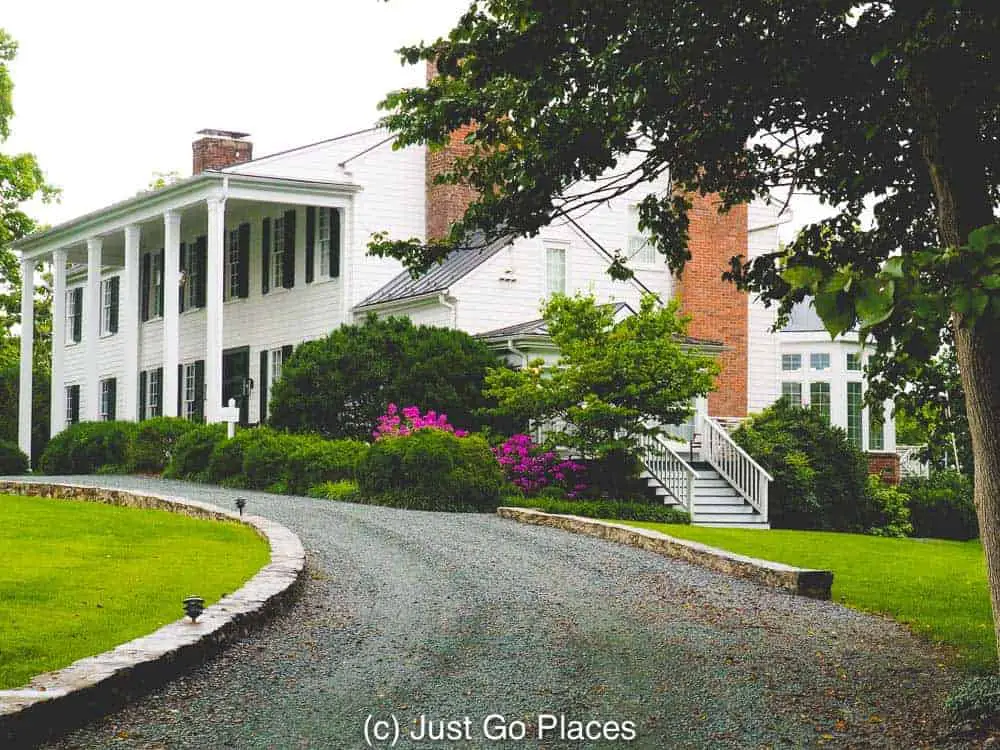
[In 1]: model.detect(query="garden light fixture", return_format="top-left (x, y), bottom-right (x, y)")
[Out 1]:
top-left (183, 595), bottom-right (205, 622)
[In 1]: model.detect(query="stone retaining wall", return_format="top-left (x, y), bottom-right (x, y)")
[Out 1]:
top-left (0, 481), bottom-right (306, 749)
top-left (498, 507), bottom-right (833, 599)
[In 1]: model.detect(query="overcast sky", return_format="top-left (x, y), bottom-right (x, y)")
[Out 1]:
top-left (4, 0), bottom-right (828, 242)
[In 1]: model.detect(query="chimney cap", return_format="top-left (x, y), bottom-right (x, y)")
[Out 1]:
top-left (196, 128), bottom-right (251, 140)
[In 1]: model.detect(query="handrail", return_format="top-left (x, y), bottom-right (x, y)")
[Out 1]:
top-left (698, 415), bottom-right (772, 520)
top-left (635, 431), bottom-right (697, 514)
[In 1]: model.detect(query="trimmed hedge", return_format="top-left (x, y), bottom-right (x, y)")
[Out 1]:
top-left (164, 423), bottom-right (227, 481)
top-left (902, 470), bottom-right (978, 540)
top-left (308, 480), bottom-right (361, 503)
top-left (357, 429), bottom-right (504, 511)
top-left (39, 422), bottom-right (137, 475)
top-left (127, 417), bottom-right (196, 473)
top-left (0, 440), bottom-right (29, 475)
top-left (502, 495), bottom-right (691, 524)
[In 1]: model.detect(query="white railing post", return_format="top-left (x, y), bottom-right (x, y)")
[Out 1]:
top-left (699, 416), bottom-right (773, 522)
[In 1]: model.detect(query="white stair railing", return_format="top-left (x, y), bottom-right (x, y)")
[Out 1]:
top-left (698, 415), bottom-right (773, 520)
top-left (636, 432), bottom-right (697, 514)
top-left (897, 444), bottom-right (930, 478)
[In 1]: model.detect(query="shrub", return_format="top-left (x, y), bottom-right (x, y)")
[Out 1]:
top-left (732, 399), bottom-right (871, 532)
top-left (284, 438), bottom-right (369, 495)
top-left (946, 676), bottom-right (1000, 730)
top-left (165, 423), bottom-right (227, 481)
top-left (373, 403), bottom-right (468, 440)
top-left (308, 480), bottom-right (361, 503)
top-left (902, 470), bottom-right (978, 540)
top-left (864, 475), bottom-right (913, 537)
top-left (356, 429), bottom-right (504, 511)
top-left (502, 494), bottom-right (691, 524)
top-left (242, 430), bottom-right (303, 491)
top-left (39, 422), bottom-right (137, 475)
top-left (127, 417), bottom-right (196, 474)
top-left (0, 440), bottom-right (29, 475)
top-left (493, 433), bottom-right (587, 497)
top-left (206, 429), bottom-right (258, 486)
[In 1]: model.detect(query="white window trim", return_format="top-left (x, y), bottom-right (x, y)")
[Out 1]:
top-left (225, 229), bottom-right (241, 302)
top-left (99, 378), bottom-right (114, 421)
top-left (66, 289), bottom-right (79, 346)
top-left (810, 352), bottom-right (831, 371)
top-left (781, 353), bottom-right (802, 372)
top-left (148, 369), bottom-right (162, 418)
top-left (544, 241), bottom-right (568, 297)
top-left (318, 208), bottom-right (332, 278)
top-left (150, 252), bottom-right (164, 319)
top-left (183, 363), bottom-right (198, 421)
top-left (271, 215), bottom-right (286, 289)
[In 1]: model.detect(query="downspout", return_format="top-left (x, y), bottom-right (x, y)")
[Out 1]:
top-left (438, 293), bottom-right (457, 329)
top-left (506, 338), bottom-right (529, 368)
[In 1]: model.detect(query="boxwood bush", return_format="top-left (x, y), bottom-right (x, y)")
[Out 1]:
top-left (356, 429), bottom-right (504, 511)
top-left (0, 440), bottom-right (29, 475)
top-left (39, 421), bottom-right (137, 475)
top-left (502, 494), bottom-right (691, 524)
top-left (164, 423), bottom-right (227, 481)
top-left (902, 470), bottom-right (978, 540)
top-left (127, 417), bottom-right (196, 474)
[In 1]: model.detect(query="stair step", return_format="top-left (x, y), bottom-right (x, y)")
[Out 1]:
top-left (693, 478), bottom-right (730, 488)
top-left (693, 489), bottom-right (741, 499)
top-left (691, 495), bottom-right (745, 506)
top-left (692, 511), bottom-right (766, 524)
top-left (693, 504), bottom-right (756, 515)
top-left (695, 521), bottom-right (771, 529)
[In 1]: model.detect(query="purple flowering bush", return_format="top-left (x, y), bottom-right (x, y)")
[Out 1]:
top-left (373, 403), bottom-right (469, 440)
top-left (493, 433), bottom-right (587, 497)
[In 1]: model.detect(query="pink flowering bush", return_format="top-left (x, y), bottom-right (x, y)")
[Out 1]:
top-left (373, 403), bottom-right (469, 441)
top-left (493, 434), bottom-right (587, 497)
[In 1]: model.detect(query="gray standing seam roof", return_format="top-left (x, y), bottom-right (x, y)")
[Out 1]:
top-left (355, 234), bottom-right (513, 308)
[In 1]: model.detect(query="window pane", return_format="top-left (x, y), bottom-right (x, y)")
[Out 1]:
top-left (781, 354), bottom-right (801, 371)
top-left (546, 246), bottom-right (566, 295)
top-left (847, 352), bottom-right (862, 371)
top-left (810, 382), bottom-right (831, 424)
top-left (847, 382), bottom-right (863, 447)
top-left (869, 405), bottom-right (885, 450)
top-left (810, 353), bottom-right (830, 370)
top-left (780, 381), bottom-right (802, 407)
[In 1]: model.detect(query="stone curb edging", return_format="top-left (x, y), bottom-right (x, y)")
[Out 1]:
top-left (0, 481), bottom-right (307, 749)
top-left (497, 507), bottom-right (833, 599)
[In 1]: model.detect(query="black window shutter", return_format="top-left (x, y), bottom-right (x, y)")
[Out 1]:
top-left (196, 236), bottom-right (208, 308)
top-left (107, 379), bottom-right (117, 421)
top-left (305, 207), bottom-right (316, 284)
top-left (139, 370), bottom-right (147, 421)
top-left (155, 367), bottom-right (164, 416)
top-left (72, 288), bottom-right (83, 342)
top-left (69, 385), bottom-right (80, 424)
top-left (330, 208), bottom-right (341, 278)
top-left (157, 249), bottom-right (165, 316)
top-left (194, 359), bottom-right (205, 422)
top-left (140, 253), bottom-right (151, 322)
top-left (237, 223), bottom-right (251, 298)
top-left (259, 350), bottom-right (269, 424)
top-left (178, 364), bottom-right (184, 417)
top-left (109, 277), bottom-right (120, 333)
top-left (179, 242), bottom-right (188, 313)
top-left (262, 218), bottom-right (271, 294)
top-left (281, 344), bottom-right (293, 363)
top-left (282, 209), bottom-right (296, 289)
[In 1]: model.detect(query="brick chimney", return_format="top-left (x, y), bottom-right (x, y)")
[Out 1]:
top-left (679, 193), bottom-right (749, 417)
top-left (192, 129), bottom-right (253, 175)
top-left (425, 62), bottom-right (479, 242)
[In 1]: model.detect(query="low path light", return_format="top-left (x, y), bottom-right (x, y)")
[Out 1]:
top-left (183, 595), bottom-right (205, 622)
top-left (235, 497), bottom-right (247, 516)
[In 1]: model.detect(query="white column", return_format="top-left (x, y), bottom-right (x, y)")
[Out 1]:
top-left (84, 238), bottom-right (102, 421)
top-left (50, 249), bottom-right (67, 437)
top-left (122, 225), bottom-right (141, 421)
top-left (18, 256), bottom-right (35, 460)
top-left (162, 211), bottom-right (181, 417)
top-left (205, 197), bottom-right (226, 423)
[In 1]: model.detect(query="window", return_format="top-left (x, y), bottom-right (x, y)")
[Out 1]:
top-left (627, 206), bottom-right (658, 265)
top-left (65, 385), bottom-right (80, 425)
top-left (100, 277), bottom-right (119, 336)
top-left (270, 347), bottom-right (284, 388)
top-left (271, 215), bottom-right (286, 289)
top-left (869, 406), bottom-right (885, 450)
top-left (99, 378), bottom-right (116, 421)
top-left (151, 252), bottom-right (164, 318)
top-left (183, 242), bottom-right (203, 311)
top-left (545, 244), bottom-right (566, 296)
top-left (847, 352), bottom-right (862, 371)
top-left (66, 288), bottom-right (82, 343)
top-left (781, 381), bottom-right (802, 407)
top-left (810, 382), bottom-right (831, 424)
top-left (810, 352), bottom-right (831, 371)
top-left (781, 354), bottom-right (801, 371)
top-left (184, 363), bottom-right (198, 421)
top-left (148, 369), bottom-right (162, 418)
top-left (226, 229), bottom-right (241, 300)
top-left (847, 382), bottom-right (863, 447)
top-left (318, 208), bottom-right (332, 277)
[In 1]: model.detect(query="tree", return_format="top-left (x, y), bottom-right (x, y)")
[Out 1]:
top-left (375, 2), bottom-right (1000, 663)
top-left (483, 293), bottom-right (718, 495)
top-left (269, 315), bottom-right (505, 440)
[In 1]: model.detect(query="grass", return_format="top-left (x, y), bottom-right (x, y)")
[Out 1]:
top-left (0, 493), bottom-right (270, 689)
top-left (620, 521), bottom-right (995, 673)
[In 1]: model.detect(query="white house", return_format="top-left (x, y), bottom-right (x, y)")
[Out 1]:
top-left (11, 126), bottom-right (900, 524)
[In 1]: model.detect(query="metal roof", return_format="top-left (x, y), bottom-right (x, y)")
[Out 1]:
top-left (781, 300), bottom-right (859, 333)
top-left (355, 234), bottom-right (514, 308)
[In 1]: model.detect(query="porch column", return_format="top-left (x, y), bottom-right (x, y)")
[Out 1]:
top-left (18, 256), bottom-right (35, 460)
top-left (50, 249), bottom-right (67, 437)
top-left (162, 211), bottom-right (181, 417)
top-left (83, 238), bottom-right (102, 421)
top-left (122, 225), bottom-right (141, 420)
top-left (205, 197), bottom-right (226, 423)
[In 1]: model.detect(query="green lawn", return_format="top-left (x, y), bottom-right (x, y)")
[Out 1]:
top-left (621, 521), bottom-right (995, 673)
top-left (0, 493), bottom-right (270, 689)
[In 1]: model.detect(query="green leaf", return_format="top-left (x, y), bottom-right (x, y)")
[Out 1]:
top-left (855, 278), bottom-right (895, 328)
top-left (813, 291), bottom-right (855, 337)
top-left (781, 265), bottom-right (824, 290)
top-left (967, 224), bottom-right (1000, 253)
top-left (882, 256), bottom-right (904, 280)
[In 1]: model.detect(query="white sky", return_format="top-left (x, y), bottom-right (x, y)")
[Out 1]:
top-left (4, 0), bottom-right (829, 242)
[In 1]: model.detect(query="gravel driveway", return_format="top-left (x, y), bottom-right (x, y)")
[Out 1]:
top-left (24, 476), bottom-right (968, 749)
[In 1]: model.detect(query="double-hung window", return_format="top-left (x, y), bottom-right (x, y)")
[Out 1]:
top-left (148, 369), bottom-right (162, 418)
top-left (846, 382), bottom-right (863, 447)
top-left (781, 354), bottom-right (801, 371)
top-left (781, 381), bottom-right (802, 407)
top-left (66, 288), bottom-right (83, 343)
top-left (226, 229), bottom-right (241, 301)
top-left (183, 243), bottom-right (203, 311)
top-left (847, 352), bottom-right (862, 371)
top-left (184, 363), bottom-right (198, 421)
top-left (99, 378), bottom-right (116, 421)
top-left (810, 382), bottom-right (831, 424)
top-left (100, 277), bottom-right (119, 336)
top-left (65, 385), bottom-right (80, 425)
top-left (318, 208), bottom-right (332, 277)
top-left (810, 352), bottom-right (830, 371)
top-left (151, 252), bottom-right (164, 318)
top-left (869, 407), bottom-right (885, 450)
top-left (271, 216), bottom-right (286, 289)
top-left (545, 243), bottom-right (567, 296)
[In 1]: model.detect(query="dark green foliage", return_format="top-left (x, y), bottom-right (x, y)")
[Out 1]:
top-left (205, 428), bottom-right (261, 486)
top-left (577, 448), bottom-right (650, 501)
top-left (733, 399), bottom-right (871, 532)
top-left (0, 439), bottom-right (28, 475)
top-left (502, 495), bottom-right (690, 524)
top-left (946, 676), bottom-right (1000, 730)
top-left (864, 475), bottom-right (913, 538)
top-left (902, 470), bottom-right (979, 541)
top-left (356, 430), bottom-right (504, 512)
top-left (127, 417), bottom-right (196, 474)
top-left (284, 438), bottom-right (369, 495)
top-left (269, 315), bottom-right (504, 440)
top-left (0, 344), bottom-right (50, 468)
top-left (164, 423), bottom-right (227, 481)
top-left (39, 421), bottom-right (137, 475)
top-left (307, 480), bottom-right (361, 503)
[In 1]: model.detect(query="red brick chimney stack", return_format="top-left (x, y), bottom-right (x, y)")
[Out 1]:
top-left (192, 129), bottom-right (253, 175)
